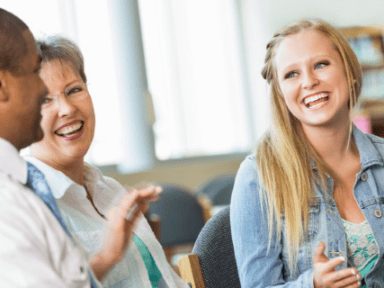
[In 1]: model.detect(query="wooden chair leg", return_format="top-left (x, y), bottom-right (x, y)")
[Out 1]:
top-left (198, 195), bottom-right (212, 223)
top-left (178, 254), bottom-right (205, 288)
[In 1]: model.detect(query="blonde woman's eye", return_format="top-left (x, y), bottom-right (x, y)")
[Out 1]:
top-left (315, 61), bottom-right (330, 69)
top-left (284, 71), bottom-right (298, 79)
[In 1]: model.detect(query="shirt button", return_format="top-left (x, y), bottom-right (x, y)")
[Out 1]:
top-left (80, 266), bottom-right (84, 273)
top-left (360, 172), bottom-right (368, 182)
top-left (374, 209), bottom-right (382, 218)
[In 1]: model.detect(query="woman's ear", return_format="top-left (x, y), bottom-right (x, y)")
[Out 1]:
top-left (0, 71), bottom-right (9, 102)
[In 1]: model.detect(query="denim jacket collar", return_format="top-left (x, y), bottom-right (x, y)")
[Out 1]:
top-left (352, 124), bottom-right (384, 170)
top-left (309, 124), bottom-right (384, 172)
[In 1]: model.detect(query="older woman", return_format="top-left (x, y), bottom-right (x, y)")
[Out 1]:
top-left (24, 35), bottom-right (188, 288)
top-left (231, 19), bottom-right (384, 288)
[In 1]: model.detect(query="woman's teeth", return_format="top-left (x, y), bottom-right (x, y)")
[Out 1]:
top-left (55, 122), bottom-right (83, 136)
top-left (304, 93), bottom-right (329, 108)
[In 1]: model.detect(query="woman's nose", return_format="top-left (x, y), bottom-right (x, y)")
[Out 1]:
top-left (57, 96), bottom-right (77, 117)
top-left (302, 70), bottom-right (319, 90)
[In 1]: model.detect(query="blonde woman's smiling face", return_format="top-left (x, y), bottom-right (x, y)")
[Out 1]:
top-left (30, 60), bottom-right (95, 166)
top-left (275, 29), bottom-right (349, 131)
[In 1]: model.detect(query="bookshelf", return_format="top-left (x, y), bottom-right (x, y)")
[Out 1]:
top-left (339, 26), bottom-right (384, 137)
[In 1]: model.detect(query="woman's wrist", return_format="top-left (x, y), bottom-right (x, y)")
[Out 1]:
top-left (89, 251), bottom-right (118, 281)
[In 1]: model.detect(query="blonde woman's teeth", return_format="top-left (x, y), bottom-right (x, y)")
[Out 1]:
top-left (304, 93), bottom-right (329, 108)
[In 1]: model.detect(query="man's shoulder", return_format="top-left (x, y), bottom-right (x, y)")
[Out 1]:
top-left (0, 171), bottom-right (30, 204)
top-left (0, 171), bottom-right (64, 235)
top-left (0, 172), bottom-right (49, 226)
top-left (0, 170), bottom-right (93, 287)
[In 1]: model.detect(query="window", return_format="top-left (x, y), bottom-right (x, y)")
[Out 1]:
top-left (139, 0), bottom-right (253, 160)
top-left (6, 0), bottom-right (255, 169)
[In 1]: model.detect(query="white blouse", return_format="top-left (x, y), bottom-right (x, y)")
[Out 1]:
top-left (25, 156), bottom-right (188, 288)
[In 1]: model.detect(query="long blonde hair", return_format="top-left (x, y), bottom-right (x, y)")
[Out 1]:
top-left (258, 19), bottom-right (362, 273)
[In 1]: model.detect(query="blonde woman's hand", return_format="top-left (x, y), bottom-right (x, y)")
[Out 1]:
top-left (90, 185), bottom-right (162, 280)
top-left (313, 242), bottom-right (361, 288)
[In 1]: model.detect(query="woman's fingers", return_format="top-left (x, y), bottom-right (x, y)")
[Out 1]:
top-left (108, 184), bottom-right (163, 225)
top-left (126, 203), bottom-right (144, 229)
top-left (314, 242), bottom-right (347, 273)
top-left (124, 184), bottom-right (162, 203)
top-left (313, 242), bottom-right (357, 288)
top-left (136, 185), bottom-right (162, 200)
top-left (117, 190), bottom-right (139, 217)
top-left (324, 256), bottom-right (347, 272)
top-left (325, 268), bottom-right (361, 287)
top-left (334, 276), bottom-right (361, 287)
top-left (314, 242), bottom-right (329, 263)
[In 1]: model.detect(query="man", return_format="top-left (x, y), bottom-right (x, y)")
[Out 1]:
top-left (0, 9), bottom-right (99, 287)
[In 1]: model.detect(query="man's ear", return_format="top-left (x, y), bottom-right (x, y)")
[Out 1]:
top-left (0, 70), bottom-right (9, 102)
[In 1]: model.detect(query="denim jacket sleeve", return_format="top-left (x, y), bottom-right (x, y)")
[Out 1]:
top-left (230, 156), bottom-right (315, 288)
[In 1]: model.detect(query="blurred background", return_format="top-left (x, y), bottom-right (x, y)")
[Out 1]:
top-left (4, 0), bottom-right (384, 190)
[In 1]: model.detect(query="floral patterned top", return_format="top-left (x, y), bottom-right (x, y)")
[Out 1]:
top-left (342, 219), bottom-right (379, 287)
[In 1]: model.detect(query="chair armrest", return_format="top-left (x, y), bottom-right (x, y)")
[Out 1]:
top-left (178, 254), bottom-right (206, 288)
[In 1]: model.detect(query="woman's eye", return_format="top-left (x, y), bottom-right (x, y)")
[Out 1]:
top-left (42, 97), bottom-right (53, 104)
top-left (284, 71), bottom-right (298, 79)
top-left (315, 61), bottom-right (330, 69)
top-left (67, 87), bottom-right (82, 95)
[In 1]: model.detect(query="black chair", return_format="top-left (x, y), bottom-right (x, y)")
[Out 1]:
top-left (148, 184), bottom-right (205, 247)
top-left (197, 175), bottom-right (235, 206)
top-left (148, 184), bottom-right (206, 270)
top-left (178, 206), bottom-right (241, 288)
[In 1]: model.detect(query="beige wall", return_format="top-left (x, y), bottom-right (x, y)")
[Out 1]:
top-left (104, 154), bottom-right (245, 192)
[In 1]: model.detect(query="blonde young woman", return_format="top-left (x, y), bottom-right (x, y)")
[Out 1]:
top-left (230, 19), bottom-right (384, 288)
top-left (24, 36), bottom-right (188, 288)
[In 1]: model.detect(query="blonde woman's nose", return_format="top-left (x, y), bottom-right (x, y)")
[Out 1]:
top-left (302, 70), bottom-right (319, 90)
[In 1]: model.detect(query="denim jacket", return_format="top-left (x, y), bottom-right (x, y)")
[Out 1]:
top-left (230, 125), bottom-right (384, 288)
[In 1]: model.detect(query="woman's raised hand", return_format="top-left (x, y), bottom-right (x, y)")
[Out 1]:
top-left (313, 242), bottom-right (361, 288)
top-left (90, 185), bottom-right (162, 280)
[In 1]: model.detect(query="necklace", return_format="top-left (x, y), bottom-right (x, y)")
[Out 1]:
top-left (84, 186), bottom-right (105, 219)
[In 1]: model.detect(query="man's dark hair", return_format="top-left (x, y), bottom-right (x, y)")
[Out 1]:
top-left (0, 9), bottom-right (29, 75)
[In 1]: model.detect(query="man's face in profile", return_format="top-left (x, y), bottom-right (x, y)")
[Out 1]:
top-left (4, 29), bottom-right (48, 150)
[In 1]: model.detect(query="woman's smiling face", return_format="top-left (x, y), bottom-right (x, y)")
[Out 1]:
top-left (30, 60), bottom-right (95, 166)
top-left (275, 29), bottom-right (350, 131)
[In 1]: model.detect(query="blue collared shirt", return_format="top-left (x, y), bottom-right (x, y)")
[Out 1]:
top-left (230, 125), bottom-right (384, 287)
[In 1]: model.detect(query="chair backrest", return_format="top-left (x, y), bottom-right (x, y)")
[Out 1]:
top-left (178, 206), bottom-right (241, 288)
top-left (148, 184), bottom-right (205, 246)
top-left (197, 175), bottom-right (235, 206)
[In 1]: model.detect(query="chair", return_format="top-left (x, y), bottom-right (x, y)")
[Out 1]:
top-left (144, 213), bottom-right (161, 241)
top-left (147, 184), bottom-right (206, 268)
top-left (178, 206), bottom-right (241, 288)
top-left (197, 175), bottom-right (235, 206)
